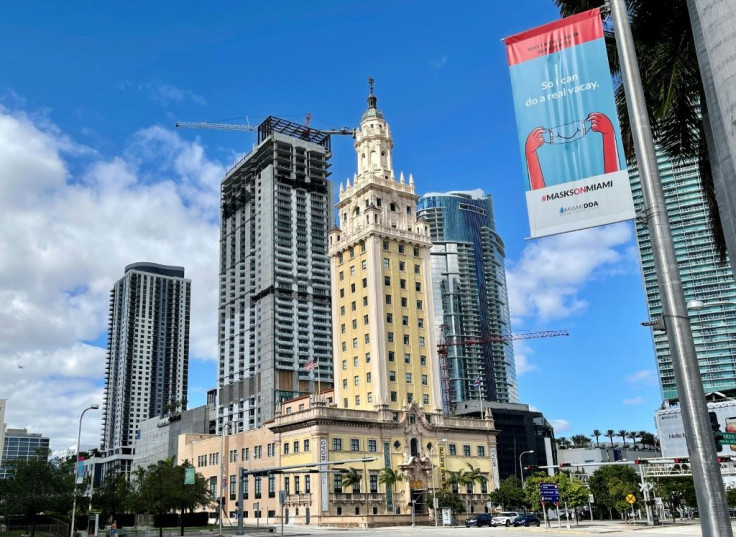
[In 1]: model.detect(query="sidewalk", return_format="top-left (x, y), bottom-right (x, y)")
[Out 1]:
top-left (529, 519), bottom-right (702, 533)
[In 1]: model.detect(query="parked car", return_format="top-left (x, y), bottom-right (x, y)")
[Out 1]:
top-left (465, 513), bottom-right (493, 527)
top-left (491, 512), bottom-right (520, 527)
top-left (513, 513), bottom-right (541, 527)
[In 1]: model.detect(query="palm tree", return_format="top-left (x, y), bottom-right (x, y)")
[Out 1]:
top-left (553, 0), bottom-right (727, 258)
top-left (463, 463), bottom-right (485, 494)
top-left (618, 429), bottom-right (628, 448)
top-left (378, 467), bottom-right (404, 495)
top-left (592, 429), bottom-right (602, 448)
top-left (628, 431), bottom-right (639, 448)
top-left (640, 431), bottom-right (658, 451)
top-left (571, 434), bottom-right (589, 448)
top-left (606, 429), bottom-right (615, 448)
top-left (341, 467), bottom-right (363, 494)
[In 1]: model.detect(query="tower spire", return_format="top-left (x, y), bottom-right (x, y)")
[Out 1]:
top-left (362, 76), bottom-right (383, 121)
top-left (367, 76), bottom-right (377, 110)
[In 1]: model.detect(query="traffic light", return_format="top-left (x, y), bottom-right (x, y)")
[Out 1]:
top-left (524, 465), bottom-right (538, 471)
top-left (673, 458), bottom-right (689, 464)
top-left (634, 459), bottom-right (649, 464)
top-left (558, 463), bottom-right (571, 468)
top-left (718, 456), bottom-right (732, 463)
top-left (710, 412), bottom-right (723, 452)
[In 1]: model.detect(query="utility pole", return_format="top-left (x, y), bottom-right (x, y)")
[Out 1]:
top-left (609, 1), bottom-right (733, 535)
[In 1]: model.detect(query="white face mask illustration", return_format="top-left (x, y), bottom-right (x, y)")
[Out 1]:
top-left (544, 119), bottom-right (592, 144)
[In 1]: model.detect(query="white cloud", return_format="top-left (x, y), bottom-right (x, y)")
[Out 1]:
top-left (513, 341), bottom-right (537, 374)
top-left (623, 397), bottom-right (645, 405)
top-left (507, 223), bottom-right (635, 322)
top-left (550, 419), bottom-right (572, 432)
top-left (119, 81), bottom-right (207, 107)
top-left (626, 369), bottom-right (657, 386)
top-left (0, 103), bottom-right (222, 450)
top-left (151, 84), bottom-right (207, 106)
top-left (430, 55), bottom-right (449, 69)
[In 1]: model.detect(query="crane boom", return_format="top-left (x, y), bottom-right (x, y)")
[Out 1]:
top-left (437, 328), bottom-right (569, 415)
top-left (438, 329), bottom-right (569, 349)
top-left (175, 121), bottom-right (257, 132)
top-left (175, 121), bottom-right (356, 137)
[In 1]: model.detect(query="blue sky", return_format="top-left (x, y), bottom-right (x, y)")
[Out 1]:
top-left (0, 1), bottom-right (660, 451)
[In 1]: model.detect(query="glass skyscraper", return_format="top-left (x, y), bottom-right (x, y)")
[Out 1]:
top-left (417, 190), bottom-right (518, 409)
top-left (0, 428), bottom-right (50, 479)
top-left (631, 153), bottom-right (736, 402)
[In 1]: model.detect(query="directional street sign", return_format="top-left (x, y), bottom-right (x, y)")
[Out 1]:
top-left (721, 431), bottom-right (736, 443)
top-left (540, 482), bottom-right (559, 502)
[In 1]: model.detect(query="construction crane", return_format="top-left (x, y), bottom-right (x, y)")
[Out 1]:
top-left (437, 329), bottom-right (569, 415)
top-left (175, 113), bottom-right (357, 137)
top-left (175, 120), bottom-right (257, 132)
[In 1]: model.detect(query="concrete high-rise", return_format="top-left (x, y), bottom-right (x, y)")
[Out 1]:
top-left (631, 154), bottom-right (736, 402)
top-left (328, 82), bottom-right (443, 412)
top-left (217, 117), bottom-right (333, 432)
top-left (101, 262), bottom-right (191, 473)
top-left (0, 399), bottom-right (5, 469)
top-left (417, 190), bottom-right (518, 409)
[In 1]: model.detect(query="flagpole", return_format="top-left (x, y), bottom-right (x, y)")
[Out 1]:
top-left (317, 361), bottom-right (321, 403)
top-left (477, 379), bottom-right (482, 416)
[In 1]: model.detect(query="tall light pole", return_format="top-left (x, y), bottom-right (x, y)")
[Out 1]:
top-left (70, 404), bottom-right (100, 537)
top-left (609, 0), bottom-right (733, 535)
top-left (427, 442), bottom-right (438, 526)
top-left (519, 450), bottom-right (534, 488)
top-left (219, 422), bottom-right (232, 537)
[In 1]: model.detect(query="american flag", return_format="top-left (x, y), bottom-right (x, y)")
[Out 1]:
top-left (475, 378), bottom-right (482, 387)
top-left (305, 360), bottom-right (318, 371)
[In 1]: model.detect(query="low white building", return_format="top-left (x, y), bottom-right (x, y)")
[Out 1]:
top-left (557, 446), bottom-right (659, 475)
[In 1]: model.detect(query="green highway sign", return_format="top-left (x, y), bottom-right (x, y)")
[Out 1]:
top-left (721, 431), bottom-right (736, 444)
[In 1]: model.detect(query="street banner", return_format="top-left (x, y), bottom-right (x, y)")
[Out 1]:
top-left (320, 438), bottom-right (329, 512)
top-left (184, 467), bottom-right (195, 485)
top-left (76, 459), bottom-right (85, 484)
top-left (506, 8), bottom-right (635, 238)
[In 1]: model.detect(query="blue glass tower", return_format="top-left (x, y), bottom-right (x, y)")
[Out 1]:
top-left (631, 153), bottom-right (736, 402)
top-left (417, 190), bottom-right (518, 409)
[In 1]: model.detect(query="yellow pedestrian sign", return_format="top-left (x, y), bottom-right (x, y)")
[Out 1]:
top-left (625, 493), bottom-right (636, 504)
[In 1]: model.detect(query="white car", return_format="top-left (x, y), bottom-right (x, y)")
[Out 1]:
top-left (491, 512), bottom-right (520, 527)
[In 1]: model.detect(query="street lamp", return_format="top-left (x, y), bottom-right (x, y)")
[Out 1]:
top-left (219, 421), bottom-right (233, 537)
top-left (70, 404), bottom-right (100, 537)
top-left (519, 450), bottom-right (534, 488)
top-left (427, 441), bottom-right (440, 527)
top-left (609, 0), bottom-right (733, 534)
top-left (687, 299), bottom-right (736, 311)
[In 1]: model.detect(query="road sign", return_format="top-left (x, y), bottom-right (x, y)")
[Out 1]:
top-left (625, 494), bottom-right (636, 504)
top-left (279, 490), bottom-right (287, 505)
top-left (540, 482), bottom-right (559, 502)
top-left (721, 431), bottom-right (736, 443)
top-left (638, 482), bottom-right (653, 492)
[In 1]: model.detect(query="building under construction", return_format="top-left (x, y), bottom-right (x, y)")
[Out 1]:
top-left (217, 116), bottom-right (333, 433)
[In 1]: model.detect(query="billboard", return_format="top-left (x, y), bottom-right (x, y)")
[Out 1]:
top-left (505, 8), bottom-right (635, 238)
top-left (656, 400), bottom-right (736, 458)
